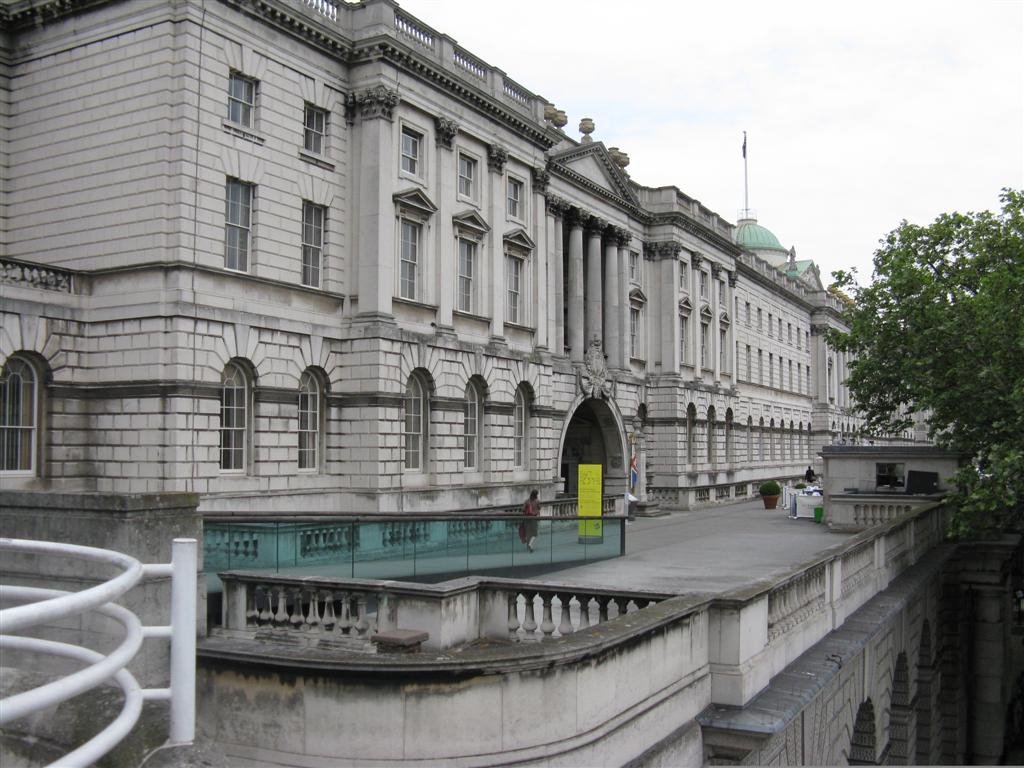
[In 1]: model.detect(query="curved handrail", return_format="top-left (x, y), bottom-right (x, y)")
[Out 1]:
top-left (0, 537), bottom-right (196, 766)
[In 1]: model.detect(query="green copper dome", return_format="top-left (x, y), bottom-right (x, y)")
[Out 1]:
top-left (735, 217), bottom-right (788, 253)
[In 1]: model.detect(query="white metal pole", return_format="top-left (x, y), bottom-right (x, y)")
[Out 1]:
top-left (168, 538), bottom-right (197, 744)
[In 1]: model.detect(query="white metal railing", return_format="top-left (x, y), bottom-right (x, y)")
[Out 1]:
top-left (0, 537), bottom-right (197, 767)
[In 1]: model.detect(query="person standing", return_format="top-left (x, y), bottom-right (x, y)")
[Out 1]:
top-left (521, 489), bottom-right (540, 552)
top-left (804, 465), bottom-right (815, 484)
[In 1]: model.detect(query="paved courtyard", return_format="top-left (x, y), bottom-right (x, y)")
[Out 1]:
top-left (534, 498), bottom-right (855, 595)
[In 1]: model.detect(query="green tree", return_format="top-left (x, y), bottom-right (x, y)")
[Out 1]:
top-left (829, 189), bottom-right (1024, 537)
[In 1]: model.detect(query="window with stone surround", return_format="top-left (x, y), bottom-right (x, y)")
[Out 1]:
top-left (700, 322), bottom-right (709, 369)
top-left (685, 403), bottom-right (696, 464)
top-left (457, 238), bottom-right (476, 313)
top-left (745, 344), bottom-right (752, 381)
top-left (227, 72), bottom-right (257, 128)
top-left (746, 416), bottom-right (753, 462)
top-left (745, 301), bottom-right (751, 326)
top-left (699, 270), bottom-right (708, 300)
top-left (513, 386), bottom-right (529, 469)
top-left (758, 348), bottom-right (763, 384)
top-left (401, 126), bottom-right (422, 177)
top-left (719, 327), bottom-right (727, 371)
top-left (298, 370), bottom-right (322, 471)
top-left (506, 254), bottom-right (524, 324)
top-left (220, 361), bottom-right (251, 472)
top-left (631, 252), bottom-right (640, 284)
top-left (225, 179), bottom-right (254, 272)
top-left (303, 104), bottom-right (327, 155)
top-left (301, 201), bottom-right (325, 288)
top-left (768, 312), bottom-right (773, 336)
top-left (506, 176), bottom-right (524, 220)
top-left (464, 380), bottom-right (484, 470)
top-left (399, 218), bottom-right (421, 300)
top-left (679, 314), bottom-right (688, 366)
top-left (1, 356), bottom-right (39, 474)
top-left (404, 372), bottom-right (429, 471)
top-left (457, 152), bottom-right (477, 201)
top-left (706, 406), bottom-right (716, 463)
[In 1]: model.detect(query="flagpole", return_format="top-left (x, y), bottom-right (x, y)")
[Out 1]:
top-left (742, 130), bottom-right (749, 215)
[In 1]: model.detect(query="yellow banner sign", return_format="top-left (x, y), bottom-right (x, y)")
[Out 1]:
top-left (578, 463), bottom-right (603, 538)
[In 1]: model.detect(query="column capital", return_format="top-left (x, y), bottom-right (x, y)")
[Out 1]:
top-left (585, 215), bottom-right (608, 234)
top-left (532, 165), bottom-right (550, 193)
top-left (643, 241), bottom-right (682, 259)
top-left (692, 254), bottom-right (703, 269)
top-left (434, 116), bottom-right (458, 149)
top-left (545, 194), bottom-right (569, 216)
top-left (487, 144), bottom-right (508, 173)
top-left (727, 272), bottom-right (738, 288)
top-left (711, 263), bottom-right (722, 279)
top-left (356, 85), bottom-right (399, 122)
top-left (613, 226), bottom-right (632, 247)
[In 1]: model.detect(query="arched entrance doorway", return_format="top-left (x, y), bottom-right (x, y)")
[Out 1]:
top-left (559, 397), bottom-right (626, 497)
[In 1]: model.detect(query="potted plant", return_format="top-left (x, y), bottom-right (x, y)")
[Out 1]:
top-left (794, 482), bottom-right (807, 490)
top-left (759, 480), bottom-right (782, 509)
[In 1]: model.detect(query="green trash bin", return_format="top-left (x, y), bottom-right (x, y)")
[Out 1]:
top-left (813, 506), bottom-right (824, 524)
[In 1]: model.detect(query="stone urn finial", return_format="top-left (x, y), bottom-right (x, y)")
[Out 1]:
top-left (579, 117), bottom-right (595, 143)
top-left (608, 146), bottom-right (630, 170)
top-left (553, 109), bottom-right (568, 128)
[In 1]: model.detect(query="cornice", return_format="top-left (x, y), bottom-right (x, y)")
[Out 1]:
top-left (648, 210), bottom-right (741, 258)
top-left (548, 163), bottom-right (646, 220)
top-left (735, 260), bottom-right (814, 311)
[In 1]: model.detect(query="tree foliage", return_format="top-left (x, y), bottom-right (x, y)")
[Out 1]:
top-left (829, 189), bottom-right (1024, 537)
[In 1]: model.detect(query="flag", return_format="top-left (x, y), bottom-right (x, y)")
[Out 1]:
top-left (629, 450), bottom-right (639, 489)
top-left (742, 131), bottom-right (747, 159)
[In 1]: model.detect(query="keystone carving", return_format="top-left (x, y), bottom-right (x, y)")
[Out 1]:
top-left (434, 116), bottom-right (458, 149)
top-left (531, 166), bottom-right (550, 193)
top-left (487, 144), bottom-right (508, 173)
top-left (578, 337), bottom-right (613, 400)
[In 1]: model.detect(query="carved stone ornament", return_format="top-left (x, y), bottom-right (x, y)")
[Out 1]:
top-left (691, 254), bottom-right (703, 269)
top-left (728, 272), bottom-right (738, 288)
top-left (434, 116), bottom-right (458, 149)
top-left (357, 85), bottom-right (399, 122)
top-left (578, 337), bottom-right (613, 400)
top-left (585, 215), bottom-right (608, 234)
top-left (545, 193), bottom-right (569, 216)
top-left (487, 144), bottom-right (508, 173)
top-left (710, 263), bottom-right (722, 279)
top-left (531, 165), bottom-right (550, 193)
top-left (613, 226), bottom-right (632, 247)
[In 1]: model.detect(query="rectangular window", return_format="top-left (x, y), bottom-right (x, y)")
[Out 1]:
top-left (506, 177), bottom-right (523, 219)
top-left (719, 328), bottom-right (727, 370)
top-left (769, 354), bottom-right (774, 387)
top-left (700, 322), bottom-right (709, 368)
top-left (458, 153), bottom-right (477, 199)
top-left (718, 280), bottom-right (725, 305)
top-left (301, 201), bottom-right (325, 288)
top-left (225, 178), bottom-right (253, 271)
top-left (745, 344), bottom-right (752, 381)
top-left (631, 252), bottom-right (640, 282)
top-left (699, 271), bottom-right (708, 299)
top-left (797, 327), bottom-right (802, 350)
top-left (875, 462), bottom-right (906, 489)
top-left (630, 307), bottom-right (641, 358)
top-left (797, 362), bottom-right (802, 393)
top-left (807, 366), bottom-right (811, 392)
top-left (757, 308), bottom-right (763, 330)
top-left (401, 127), bottom-right (421, 175)
top-left (778, 317), bottom-right (783, 338)
top-left (806, 330), bottom-right (810, 349)
top-left (745, 302), bottom-right (751, 325)
top-left (758, 349), bottom-right (763, 384)
top-left (399, 219), bottom-right (420, 300)
top-left (457, 238), bottom-right (475, 313)
top-left (506, 255), bottom-right (523, 324)
top-left (768, 313), bottom-right (773, 336)
top-left (227, 72), bottom-right (256, 127)
top-left (788, 360), bottom-right (793, 390)
top-left (303, 104), bottom-right (327, 155)
top-left (679, 315), bottom-right (688, 364)
top-left (787, 322), bottom-right (793, 345)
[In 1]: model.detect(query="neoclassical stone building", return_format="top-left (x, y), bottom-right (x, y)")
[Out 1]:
top-left (0, 0), bottom-right (889, 514)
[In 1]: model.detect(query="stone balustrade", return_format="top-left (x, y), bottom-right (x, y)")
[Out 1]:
top-left (218, 571), bottom-right (671, 651)
top-left (1, 257), bottom-right (76, 293)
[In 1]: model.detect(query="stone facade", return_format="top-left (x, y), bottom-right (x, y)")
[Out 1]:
top-left (0, 0), bottom-right (918, 514)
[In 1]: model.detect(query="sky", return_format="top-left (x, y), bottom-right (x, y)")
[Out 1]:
top-left (395, 0), bottom-right (1023, 284)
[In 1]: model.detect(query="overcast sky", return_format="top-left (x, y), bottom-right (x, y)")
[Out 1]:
top-left (395, 0), bottom-right (1023, 284)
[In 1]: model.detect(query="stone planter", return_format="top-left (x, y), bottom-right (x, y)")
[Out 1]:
top-left (761, 494), bottom-right (780, 510)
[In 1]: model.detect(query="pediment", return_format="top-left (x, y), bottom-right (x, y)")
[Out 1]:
top-left (503, 227), bottom-right (535, 252)
top-left (719, 310), bottom-right (731, 327)
top-left (700, 304), bottom-right (713, 320)
top-left (629, 287), bottom-right (648, 304)
top-left (548, 142), bottom-right (638, 205)
top-left (452, 209), bottom-right (491, 237)
top-left (678, 296), bottom-right (693, 313)
top-left (393, 188), bottom-right (437, 216)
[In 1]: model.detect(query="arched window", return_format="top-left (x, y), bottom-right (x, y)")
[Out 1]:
top-left (405, 372), bottom-right (429, 471)
top-left (298, 370), bottom-right (322, 471)
top-left (513, 385), bottom-right (529, 469)
top-left (220, 361), bottom-right (251, 471)
top-left (464, 380), bottom-right (484, 470)
top-left (707, 406), bottom-right (716, 464)
top-left (724, 409), bottom-right (734, 463)
top-left (686, 403), bottom-right (697, 463)
top-left (1, 356), bottom-right (39, 473)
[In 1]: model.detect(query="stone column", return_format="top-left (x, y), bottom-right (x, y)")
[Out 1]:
top-left (434, 117), bottom-right (458, 332)
top-left (660, 253), bottom-right (676, 370)
top-left (548, 197), bottom-right (567, 356)
top-left (487, 144), bottom-right (508, 342)
top-left (711, 263), bottom-right (722, 381)
top-left (533, 167), bottom-right (551, 351)
top-left (603, 232), bottom-right (620, 367)
top-left (728, 272), bottom-right (738, 379)
top-left (616, 230), bottom-right (631, 369)
top-left (566, 209), bottom-right (585, 362)
top-left (690, 255), bottom-right (702, 376)
top-left (354, 85), bottom-right (399, 322)
top-left (584, 217), bottom-right (605, 351)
